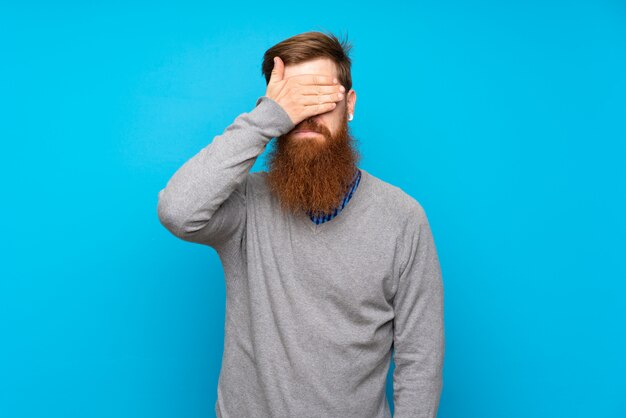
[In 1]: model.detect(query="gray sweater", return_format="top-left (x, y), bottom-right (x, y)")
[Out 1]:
top-left (157, 96), bottom-right (445, 418)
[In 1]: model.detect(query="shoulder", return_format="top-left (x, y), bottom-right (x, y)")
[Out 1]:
top-left (362, 170), bottom-right (438, 286)
top-left (241, 170), bottom-right (271, 196)
top-left (362, 169), bottom-right (429, 229)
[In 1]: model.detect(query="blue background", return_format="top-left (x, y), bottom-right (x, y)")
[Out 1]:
top-left (2, 1), bottom-right (624, 417)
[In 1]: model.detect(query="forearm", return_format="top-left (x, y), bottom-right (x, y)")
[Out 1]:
top-left (392, 346), bottom-right (444, 417)
top-left (157, 96), bottom-right (294, 238)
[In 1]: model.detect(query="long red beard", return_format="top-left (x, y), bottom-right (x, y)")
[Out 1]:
top-left (266, 109), bottom-right (361, 217)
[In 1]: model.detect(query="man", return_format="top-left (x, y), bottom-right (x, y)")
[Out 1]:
top-left (157, 31), bottom-right (445, 418)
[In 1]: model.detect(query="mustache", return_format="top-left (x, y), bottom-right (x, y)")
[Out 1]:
top-left (294, 120), bottom-right (326, 134)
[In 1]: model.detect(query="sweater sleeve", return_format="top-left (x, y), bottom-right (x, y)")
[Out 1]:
top-left (392, 207), bottom-right (445, 417)
top-left (156, 96), bottom-right (295, 250)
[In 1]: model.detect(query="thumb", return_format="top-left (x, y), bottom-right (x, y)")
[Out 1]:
top-left (269, 56), bottom-right (284, 84)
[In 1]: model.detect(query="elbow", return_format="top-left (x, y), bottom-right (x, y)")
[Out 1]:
top-left (157, 189), bottom-right (187, 238)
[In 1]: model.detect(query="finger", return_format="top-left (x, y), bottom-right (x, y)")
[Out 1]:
top-left (302, 102), bottom-right (337, 118)
top-left (269, 56), bottom-right (284, 84)
top-left (293, 74), bottom-right (338, 86)
top-left (298, 84), bottom-right (345, 95)
top-left (299, 92), bottom-right (344, 106)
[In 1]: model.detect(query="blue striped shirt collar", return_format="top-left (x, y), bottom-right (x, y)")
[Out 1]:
top-left (306, 168), bottom-right (362, 224)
